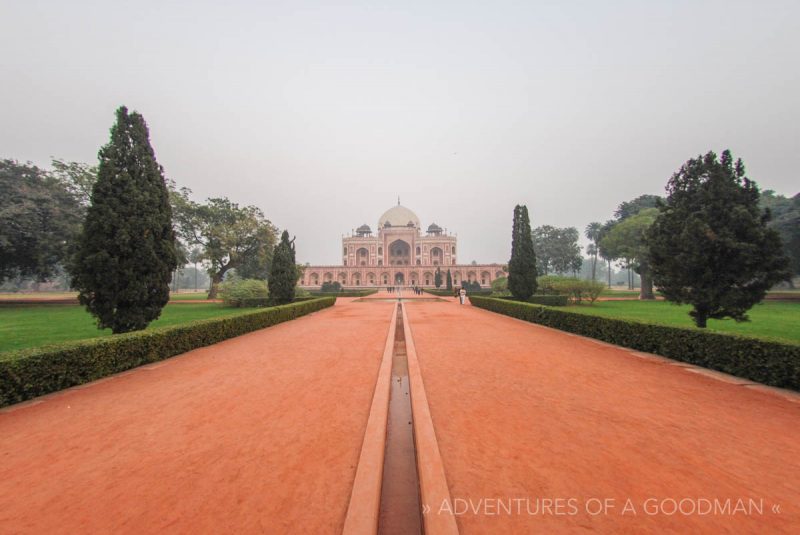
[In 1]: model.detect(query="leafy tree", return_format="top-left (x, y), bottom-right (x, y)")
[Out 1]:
top-left (648, 150), bottom-right (789, 327)
top-left (175, 194), bottom-right (277, 298)
top-left (446, 269), bottom-right (453, 290)
top-left (70, 106), bottom-right (178, 333)
top-left (220, 277), bottom-right (269, 307)
top-left (236, 246), bottom-right (274, 280)
top-left (321, 281), bottom-right (342, 293)
top-left (268, 230), bottom-right (297, 304)
top-left (508, 205), bottom-right (537, 300)
top-left (532, 225), bottom-right (582, 275)
top-left (598, 195), bottom-right (663, 289)
top-left (462, 280), bottom-right (483, 292)
top-left (599, 208), bottom-right (658, 299)
top-left (614, 194), bottom-right (662, 220)
top-left (491, 276), bottom-right (508, 294)
top-left (50, 158), bottom-right (98, 208)
top-left (0, 160), bottom-right (83, 283)
top-left (760, 190), bottom-right (800, 282)
top-left (434, 267), bottom-right (442, 288)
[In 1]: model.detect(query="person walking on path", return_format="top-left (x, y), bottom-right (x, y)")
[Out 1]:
top-left (459, 287), bottom-right (466, 305)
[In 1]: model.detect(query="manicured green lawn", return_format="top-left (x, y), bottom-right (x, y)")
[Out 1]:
top-left (0, 304), bottom-right (252, 353)
top-left (169, 292), bottom-right (213, 300)
top-left (565, 300), bottom-right (800, 344)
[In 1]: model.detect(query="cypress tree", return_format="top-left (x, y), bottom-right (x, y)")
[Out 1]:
top-left (508, 205), bottom-right (537, 300)
top-left (434, 266), bottom-right (442, 288)
top-left (446, 269), bottom-right (453, 290)
top-left (648, 150), bottom-right (789, 327)
top-left (71, 106), bottom-right (178, 334)
top-left (269, 230), bottom-right (297, 304)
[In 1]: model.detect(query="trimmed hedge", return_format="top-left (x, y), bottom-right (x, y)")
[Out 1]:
top-left (307, 289), bottom-right (378, 298)
top-left (230, 296), bottom-right (317, 307)
top-left (0, 297), bottom-right (336, 407)
top-left (500, 295), bottom-right (569, 306)
top-left (528, 295), bottom-right (569, 306)
top-left (470, 296), bottom-right (800, 391)
top-left (425, 288), bottom-right (493, 297)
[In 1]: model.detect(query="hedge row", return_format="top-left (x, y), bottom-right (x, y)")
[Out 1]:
top-left (230, 296), bottom-right (316, 308)
top-left (425, 288), bottom-right (493, 297)
top-left (498, 295), bottom-right (569, 306)
top-left (0, 297), bottom-right (336, 407)
top-left (307, 289), bottom-right (379, 297)
top-left (470, 296), bottom-right (800, 391)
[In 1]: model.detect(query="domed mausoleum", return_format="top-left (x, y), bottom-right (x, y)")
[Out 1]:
top-left (300, 202), bottom-right (507, 288)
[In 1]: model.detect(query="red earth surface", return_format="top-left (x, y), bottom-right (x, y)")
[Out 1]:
top-left (1, 295), bottom-right (798, 533)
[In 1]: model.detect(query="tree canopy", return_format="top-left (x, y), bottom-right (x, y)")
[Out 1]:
top-left (599, 208), bottom-right (658, 299)
top-left (760, 190), bottom-right (800, 280)
top-left (70, 106), bottom-right (178, 333)
top-left (532, 225), bottom-right (582, 276)
top-left (0, 160), bottom-right (83, 283)
top-left (648, 150), bottom-right (789, 327)
top-left (614, 194), bottom-right (662, 221)
top-left (174, 194), bottom-right (277, 298)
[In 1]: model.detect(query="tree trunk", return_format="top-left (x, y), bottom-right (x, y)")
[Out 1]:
top-left (207, 267), bottom-right (229, 299)
top-left (591, 254), bottom-right (597, 282)
top-left (695, 314), bottom-right (708, 328)
top-left (208, 274), bottom-right (222, 299)
top-left (639, 266), bottom-right (655, 300)
top-left (607, 259), bottom-right (611, 288)
top-left (692, 305), bottom-right (709, 328)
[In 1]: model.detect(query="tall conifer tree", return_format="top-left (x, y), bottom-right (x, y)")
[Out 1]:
top-left (71, 107), bottom-right (178, 333)
top-left (269, 230), bottom-right (297, 304)
top-left (508, 205), bottom-right (537, 300)
top-left (446, 269), bottom-right (453, 290)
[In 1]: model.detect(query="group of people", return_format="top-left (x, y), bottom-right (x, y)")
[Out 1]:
top-left (384, 286), bottom-right (425, 295)
top-left (383, 285), bottom-right (467, 304)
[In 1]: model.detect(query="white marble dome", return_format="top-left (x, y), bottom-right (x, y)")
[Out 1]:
top-left (378, 205), bottom-right (420, 228)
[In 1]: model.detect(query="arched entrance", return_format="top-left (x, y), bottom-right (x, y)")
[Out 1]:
top-left (389, 240), bottom-right (411, 266)
top-left (394, 272), bottom-right (405, 285)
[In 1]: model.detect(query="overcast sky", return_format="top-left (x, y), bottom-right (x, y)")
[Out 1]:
top-left (2, 0), bottom-right (798, 264)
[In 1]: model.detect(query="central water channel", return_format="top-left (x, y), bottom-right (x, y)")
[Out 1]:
top-left (377, 303), bottom-right (423, 534)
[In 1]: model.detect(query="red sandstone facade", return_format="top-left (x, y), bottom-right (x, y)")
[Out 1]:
top-left (300, 204), bottom-right (507, 288)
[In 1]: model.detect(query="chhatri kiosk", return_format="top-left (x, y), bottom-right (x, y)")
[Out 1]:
top-left (300, 203), bottom-right (507, 288)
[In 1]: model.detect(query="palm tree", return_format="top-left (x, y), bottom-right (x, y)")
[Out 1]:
top-left (188, 247), bottom-right (204, 291)
top-left (597, 220), bottom-right (617, 288)
top-left (585, 222), bottom-right (603, 281)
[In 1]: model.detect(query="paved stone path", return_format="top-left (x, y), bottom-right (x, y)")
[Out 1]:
top-left (1, 295), bottom-right (798, 533)
top-left (405, 299), bottom-right (800, 533)
top-left (0, 300), bottom-right (393, 534)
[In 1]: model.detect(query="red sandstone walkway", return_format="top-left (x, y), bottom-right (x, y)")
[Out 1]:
top-left (404, 300), bottom-right (800, 533)
top-left (0, 300), bottom-right (394, 534)
top-left (2, 297), bottom-right (799, 534)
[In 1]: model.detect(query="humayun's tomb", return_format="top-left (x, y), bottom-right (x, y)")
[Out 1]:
top-left (300, 203), bottom-right (507, 288)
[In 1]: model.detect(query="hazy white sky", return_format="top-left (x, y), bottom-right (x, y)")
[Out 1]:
top-left (2, 0), bottom-right (798, 264)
